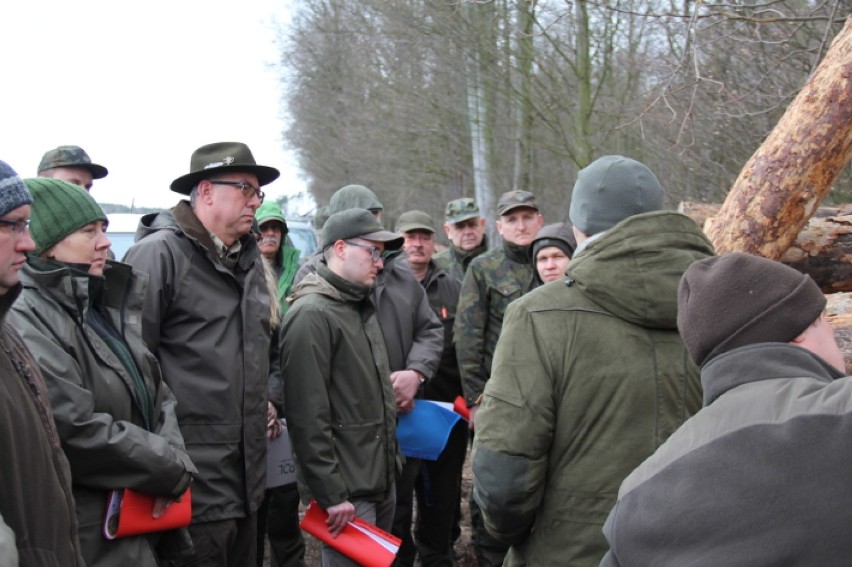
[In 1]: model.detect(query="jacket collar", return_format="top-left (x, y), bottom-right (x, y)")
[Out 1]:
top-left (171, 200), bottom-right (261, 273)
top-left (701, 343), bottom-right (846, 406)
top-left (0, 283), bottom-right (21, 324)
top-left (502, 239), bottom-right (531, 264)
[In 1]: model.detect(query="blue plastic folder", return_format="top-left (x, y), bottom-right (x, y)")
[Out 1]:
top-left (396, 400), bottom-right (462, 460)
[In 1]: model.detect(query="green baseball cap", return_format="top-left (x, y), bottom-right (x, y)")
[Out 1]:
top-left (444, 198), bottom-right (480, 224)
top-left (395, 210), bottom-right (436, 234)
top-left (170, 141), bottom-right (280, 195)
top-left (322, 208), bottom-right (403, 251)
top-left (37, 145), bottom-right (108, 179)
top-left (497, 190), bottom-right (539, 216)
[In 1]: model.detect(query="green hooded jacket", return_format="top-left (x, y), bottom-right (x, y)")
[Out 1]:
top-left (472, 211), bottom-right (715, 567)
top-left (281, 264), bottom-right (399, 508)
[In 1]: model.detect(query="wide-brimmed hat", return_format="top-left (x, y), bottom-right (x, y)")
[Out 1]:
top-left (37, 145), bottom-right (108, 179)
top-left (170, 142), bottom-right (280, 195)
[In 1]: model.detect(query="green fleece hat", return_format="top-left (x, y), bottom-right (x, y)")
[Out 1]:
top-left (328, 184), bottom-right (383, 214)
top-left (569, 155), bottom-right (665, 236)
top-left (255, 201), bottom-right (288, 231)
top-left (24, 178), bottom-right (107, 255)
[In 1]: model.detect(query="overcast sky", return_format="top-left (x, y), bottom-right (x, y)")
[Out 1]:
top-left (1, 1), bottom-right (312, 213)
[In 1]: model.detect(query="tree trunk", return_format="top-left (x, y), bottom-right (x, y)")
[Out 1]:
top-left (680, 201), bottom-right (852, 292)
top-left (827, 293), bottom-right (852, 374)
top-left (705, 15), bottom-right (852, 258)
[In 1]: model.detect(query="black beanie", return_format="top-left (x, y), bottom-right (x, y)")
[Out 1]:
top-left (678, 252), bottom-right (826, 367)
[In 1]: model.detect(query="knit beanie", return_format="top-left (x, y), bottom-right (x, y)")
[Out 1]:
top-left (569, 155), bottom-right (665, 236)
top-left (24, 178), bottom-right (107, 255)
top-left (0, 161), bottom-right (33, 217)
top-left (678, 252), bottom-right (826, 367)
top-left (531, 221), bottom-right (576, 263)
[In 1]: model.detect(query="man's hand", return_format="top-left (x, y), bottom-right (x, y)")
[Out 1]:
top-left (326, 500), bottom-right (356, 537)
top-left (153, 496), bottom-right (176, 519)
top-left (468, 404), bottom-right (479, 431)
top-left (390, 370), bottom-right (422, 413)
top-left (267, 402), bottom-right (283, 439)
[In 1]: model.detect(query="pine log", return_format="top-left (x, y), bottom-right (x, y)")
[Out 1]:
top-left (679, 201), bottom-right (852, 292)
top-left (827, 293), bottom-right (852, 374)
top-left (705, 15), bottom-right (852, 258)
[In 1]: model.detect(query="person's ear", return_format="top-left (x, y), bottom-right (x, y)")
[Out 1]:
top-left (443, 223), bottom-right (451, 237)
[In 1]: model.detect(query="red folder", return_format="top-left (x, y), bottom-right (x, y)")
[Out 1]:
top-left (103, 487), bottom-right (192, 540)
top-left (299, 500), bottom-right (401, 567)
top-left (453, 395), bottom-right (471, 421)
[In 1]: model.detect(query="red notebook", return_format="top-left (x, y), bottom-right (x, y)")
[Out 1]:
top-left (453, 395), bottom-right (471, 421)
top-left (299, 500), bottom-right (401, 567)
top-left (103, 488), bottom-right (192, 540)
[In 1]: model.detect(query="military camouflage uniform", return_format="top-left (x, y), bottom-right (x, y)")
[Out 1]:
top-left (433, 237), bottom-right (488, 283)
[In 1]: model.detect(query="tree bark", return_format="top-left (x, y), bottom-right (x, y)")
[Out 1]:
top-left (705, 15), bottom-right (852, 258)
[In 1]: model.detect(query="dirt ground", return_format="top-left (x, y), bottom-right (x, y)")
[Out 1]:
top-left (262, 447), bottom-right (477, 566)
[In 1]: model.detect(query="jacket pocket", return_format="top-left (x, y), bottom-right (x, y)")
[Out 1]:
top-left (490, 284), bottom-right (522, 321)
top-left (333, 419), bottom-right (387, 497)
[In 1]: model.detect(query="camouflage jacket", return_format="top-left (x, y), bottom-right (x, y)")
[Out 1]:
top-left (433, 236), bottom-right (488, 283)
top-left (454, 240), bottom-right (535, 406)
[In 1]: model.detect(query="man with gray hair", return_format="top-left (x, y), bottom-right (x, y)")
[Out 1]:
top-left (472, 156), bottom-right (715, 565)
top-left (125, 142), bottom-right (278, 567)
top-left (433, 197), bottom-right (488, 282)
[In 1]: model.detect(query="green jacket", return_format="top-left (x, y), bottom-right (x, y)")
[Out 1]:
top-left (433, 236), bottom-right (488, 283)
top-left (454, 240), bottom-right (536, 406)
top-left (281, 264), bottom-right (398, 508)
top-left (10, 260), bottom-right (195, 566)
top-left (472, 211), bottom-right (715, 566)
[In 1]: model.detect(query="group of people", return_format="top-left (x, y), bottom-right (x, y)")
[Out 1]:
top-left (2, 142), bottom-right (851, 567)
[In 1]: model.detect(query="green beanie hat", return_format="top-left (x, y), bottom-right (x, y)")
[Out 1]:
top-left (255, 201), bottom-right (288, 230)
top-left (24, 178), bottom-right (107, 255)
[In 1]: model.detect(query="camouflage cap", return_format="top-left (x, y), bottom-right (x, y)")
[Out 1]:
top-left (395, 210), bottom-right (436, 234)
top-left (445, 197), bottom-right (480, 224)
top-left (497, 190), bottom-right (539, 216)
top-left (37, 145), bottom-right (108, 179)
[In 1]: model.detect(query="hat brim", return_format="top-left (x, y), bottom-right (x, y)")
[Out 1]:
top-left (446, 212), bottom-right (480, 224)
top-left (361, 230), bottom-right (404, 251)
top-left (83, 163), bottom-right (109, 179)
top-left (397, 223), bottom-right (435, 234)
top-left (170, 164), bottom-right (281, 195)
top-left (499, 204), bottom-right (539, 216)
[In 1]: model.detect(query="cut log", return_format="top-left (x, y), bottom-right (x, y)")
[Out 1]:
top-left (705, 15), bottom-right (852, 258)
top-left (679, 201), bottom-right (852, 292)
top-left (826, 293), bottom-right (852, 374)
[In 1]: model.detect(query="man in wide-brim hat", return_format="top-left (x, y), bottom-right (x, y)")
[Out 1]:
top-left (124, 141), bottom-right (279, 567)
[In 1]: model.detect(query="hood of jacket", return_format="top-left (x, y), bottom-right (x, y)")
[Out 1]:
top-left (567, 211), bottom-right (714, 330)
top-left (289, 262), bottom-right (372, 304)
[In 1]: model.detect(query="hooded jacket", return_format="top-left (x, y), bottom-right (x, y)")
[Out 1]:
top-left (123, 201), bottom-right (271, 523)
top-left (602, 344), bottom-right (852, 567)
top-left (281, 264), bottom-right (398, 508)
top-left (10, 260), bottom-right (195, 566)
top-left (0, 285), bottom-right (83, 567)
top-left (472, 211), bottom-right (714, 566)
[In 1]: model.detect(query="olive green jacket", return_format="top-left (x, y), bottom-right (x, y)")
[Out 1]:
top-left (454, 240), bottom-right (536, 406)
top-left (281, 264), bottom-right (398, 508)
top-left (472, 211), bottom-right (715, 566)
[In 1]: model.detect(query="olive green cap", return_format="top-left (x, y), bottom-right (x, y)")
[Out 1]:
top-left (395, 210), bottom-right (436, 234)
top-left (322, 208), bottom-right (402, 250)
top-left (497, 190), bottom-right (539, 216)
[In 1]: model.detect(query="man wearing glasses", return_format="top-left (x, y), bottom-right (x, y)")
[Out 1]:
top-left (281, 209), bottom-right (403, 567)
top-left (124, 142), bottom-right (279, 567)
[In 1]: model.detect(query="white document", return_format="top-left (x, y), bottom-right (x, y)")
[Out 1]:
top-left (266, 420), bottom-right (297, 488)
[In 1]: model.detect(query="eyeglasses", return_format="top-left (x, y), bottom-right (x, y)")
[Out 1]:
top-left (209, 180), bottom-right (265, 203)
top-left (0, 218), bottom-right (31, 235)
top-left (345, 240), bottom-right (383, 262)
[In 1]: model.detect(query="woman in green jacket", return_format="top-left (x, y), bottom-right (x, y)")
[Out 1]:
top-left (9, 178), bottom-right (195, 567)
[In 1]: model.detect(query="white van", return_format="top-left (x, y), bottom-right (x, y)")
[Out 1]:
top-left (106, 213), bottom-right (144, 261)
